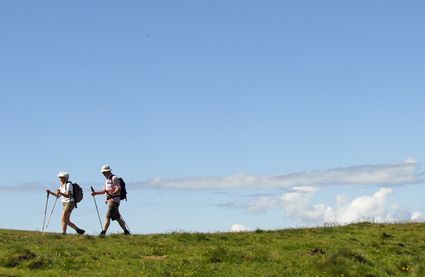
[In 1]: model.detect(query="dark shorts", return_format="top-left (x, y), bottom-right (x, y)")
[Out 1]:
top-left (106, 201), bottom-right (121, 221)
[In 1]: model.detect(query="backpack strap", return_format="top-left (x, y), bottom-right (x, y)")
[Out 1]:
top-left (68, 181), bottom-right (77, 208)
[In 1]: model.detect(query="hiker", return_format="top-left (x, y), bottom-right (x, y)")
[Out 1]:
top-left (46, 171), bottom-right (85, 235)
top-left (91, 165), bottom-right (130, 236)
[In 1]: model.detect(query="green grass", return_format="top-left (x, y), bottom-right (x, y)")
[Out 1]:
top-left (1, 223), bottom-right (425, 276)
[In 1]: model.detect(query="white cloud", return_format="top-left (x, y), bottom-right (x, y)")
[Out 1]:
top-left (411, 211), bottom-right (422, 221)
top-left (141, 158), bottom-right (423, 189)
top-left (335, 188), bottom-right (393, 224)
top-left (0, 181), bottom-right (98, 192)
top-left (246, 196), bottom-right (280, 213)
top-left (404, 156), bottom-right (417, 164)
top-left (247, 187), bottom-right (416, 226)
top-left (230, 224), bottom-right (249, 232)
top-left (3, 158), bottom-right (421, 191)
top-left (0, 182), bottom-right (45, 192)
top-left (280, 186), bottom-right (335, 224)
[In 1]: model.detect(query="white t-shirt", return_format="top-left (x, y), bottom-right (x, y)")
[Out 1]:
top-left (59, 182), bottom-right (74, 203)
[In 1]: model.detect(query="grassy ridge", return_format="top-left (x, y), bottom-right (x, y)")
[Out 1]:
top-left (1, 223), bottom-right (425, 276)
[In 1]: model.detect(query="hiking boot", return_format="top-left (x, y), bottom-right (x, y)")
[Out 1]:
top-left (99, 230), bottom-right (106, 236)
top-left (76, 229), bottom-right (85, 235)
top-left (124, 230), bottom-right (130, 235)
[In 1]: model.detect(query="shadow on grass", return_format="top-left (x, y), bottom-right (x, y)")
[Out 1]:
top-left (0, 248), bottom-right (51, 270)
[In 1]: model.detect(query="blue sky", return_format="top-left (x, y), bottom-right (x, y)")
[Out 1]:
top-left (1, 1), bottom-right (424, 234)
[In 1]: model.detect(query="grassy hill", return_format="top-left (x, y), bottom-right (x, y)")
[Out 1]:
top-left (1, 223), bottom-right (425, 276)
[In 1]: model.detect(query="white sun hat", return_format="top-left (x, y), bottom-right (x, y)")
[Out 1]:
top-left (101, 165), bottom-right (112, 173)
top-left (58, 171), bottom-right (69, 179)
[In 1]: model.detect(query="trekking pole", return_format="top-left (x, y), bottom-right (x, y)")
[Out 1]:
top-left (44, 196), bottom-right (58, 235)
top-left (42, 191), bottom-right (49, 232)
top-left (91, 186), bottom-right (103, 230)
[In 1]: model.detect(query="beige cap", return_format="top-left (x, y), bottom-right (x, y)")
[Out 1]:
top-left (101, 165), bottom-right (112, 173)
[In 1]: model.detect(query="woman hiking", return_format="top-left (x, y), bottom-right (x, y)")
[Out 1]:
top-left (91, 165), bottom-right (130, 236)
top-left (46, 171), bottom-right (85, 235)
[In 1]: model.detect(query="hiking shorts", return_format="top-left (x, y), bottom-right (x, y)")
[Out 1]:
top-left (62, 201), bottom-right (75, 213)
top-left (106, 201), bottom-right (121, 221)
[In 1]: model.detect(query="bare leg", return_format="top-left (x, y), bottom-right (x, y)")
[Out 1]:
top-left (61, 209), bottom-right (68, 234)
top-left (62, 210), bottom-right (79, 231)
top-left (103, 218), bottom-right (111, 232)
top-left (66, 217), bottom-right (79, 230)
top-left (117, 217), bottom-right (127, 231)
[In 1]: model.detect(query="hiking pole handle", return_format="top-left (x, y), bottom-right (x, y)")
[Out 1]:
top-left (91, 186), bottom-right (95, 193)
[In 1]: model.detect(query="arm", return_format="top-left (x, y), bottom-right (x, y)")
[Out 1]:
top-left (46, 189), bottom-right (59, 197)
top-left (91, 188), bottom-right (106, 196)
top-left (94, 190), bottom-right (106, 196)
top-left (58, 190), bottom-right (71, 198)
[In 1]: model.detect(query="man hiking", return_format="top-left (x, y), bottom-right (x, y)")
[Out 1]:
top-left (91, 165), bottom-right (130, 236)
top-left (46, 171), bottom-right (85, 235)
